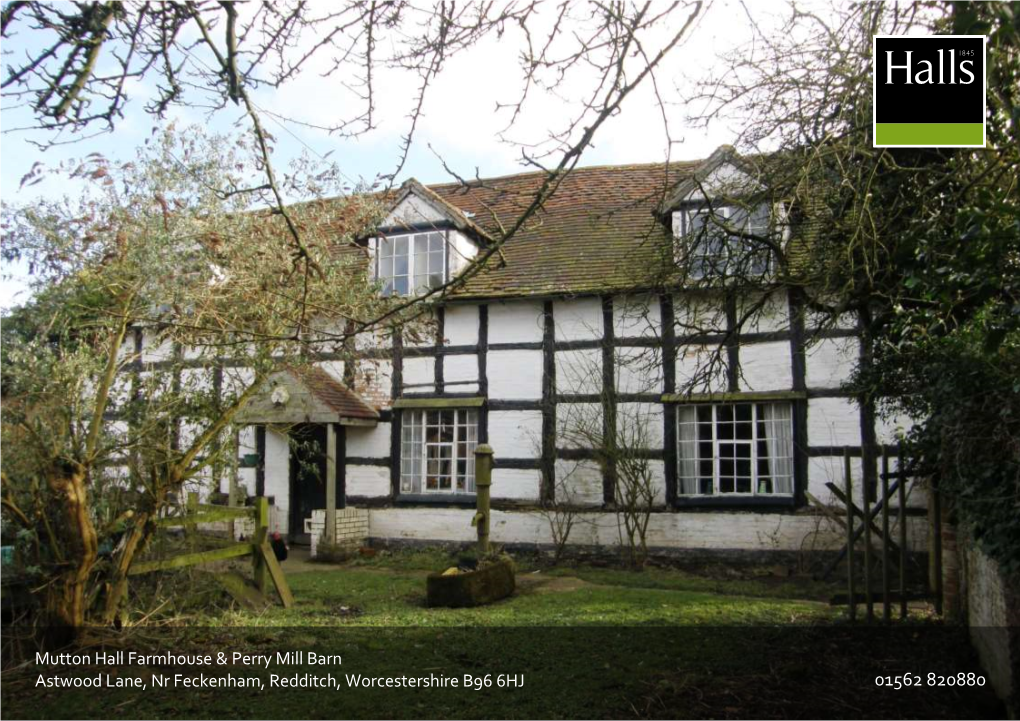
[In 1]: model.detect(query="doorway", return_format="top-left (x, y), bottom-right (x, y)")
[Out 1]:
top-left (288, 424), bottom-right (328, 545)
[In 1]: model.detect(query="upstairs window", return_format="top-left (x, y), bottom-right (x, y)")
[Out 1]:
top-left (376, 232), bottom-right (446, 296)
top-left (678, 204), bottom-right (771, 278)
top-left (677, 402), bottom-right (793, 497)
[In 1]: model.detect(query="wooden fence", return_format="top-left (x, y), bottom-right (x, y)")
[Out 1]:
top-left (130, 493), bottom-right (293, 607)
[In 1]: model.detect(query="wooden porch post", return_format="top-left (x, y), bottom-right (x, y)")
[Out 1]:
top-left (255, 424), bottom-right (266, 497)
top-left (325, 422), bottom-right (338, 544)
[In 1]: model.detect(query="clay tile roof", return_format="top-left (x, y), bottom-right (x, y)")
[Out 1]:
top-left (423, 161), bottom-right (702, 299)
top-left (288, 366), bottom-right (379, 421)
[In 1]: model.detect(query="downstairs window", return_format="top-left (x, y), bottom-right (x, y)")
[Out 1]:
top-left (677, 402), bottom-right (793, 497)
top-left (400, 408), bottom-right (478, 495)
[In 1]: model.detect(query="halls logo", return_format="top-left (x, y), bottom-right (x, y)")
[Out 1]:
top-left (873, 35), bottom-right (987, 147)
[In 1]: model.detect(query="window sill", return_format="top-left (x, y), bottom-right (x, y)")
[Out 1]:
top-left (674, 495), bottom-right (796, 509)
top-left (663, 390), bottom-right (806, 403)
top-left (395, 493), bottom-right (477, 506)
top-left (394, 397), bottom-right (485, 409)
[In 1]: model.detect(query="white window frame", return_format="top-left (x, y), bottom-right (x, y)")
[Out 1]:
top-left (374, 231), bottom-right (447, 296)
top-left (679, 204), bottom-right (771, 278)
top-left (677, 402), bottom-right (794, 497)
top-left (400, 408), bottom-right (478, 495)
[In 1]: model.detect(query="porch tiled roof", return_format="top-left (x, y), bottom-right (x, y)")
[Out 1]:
top-left (287, 366), bottom-right (380, 421)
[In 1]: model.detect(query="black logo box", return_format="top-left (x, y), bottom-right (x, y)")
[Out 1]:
top-left (874, 35), bottom-right (985, 124)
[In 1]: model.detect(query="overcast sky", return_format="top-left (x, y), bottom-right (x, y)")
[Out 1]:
top-left (0, 0), bottom-right (802, 309)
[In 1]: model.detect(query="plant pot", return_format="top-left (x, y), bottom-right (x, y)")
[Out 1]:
top-left (426, 559), bottom-right (516, 608)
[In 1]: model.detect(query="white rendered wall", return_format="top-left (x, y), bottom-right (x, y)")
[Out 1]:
top-left (402, 356), bottom-right (435, 393)
top-left (614, 295), bottom-right (661, 338)
top-left (739, 341), bottom-right (792, 391)
top-left (556, 403), bottom-right (602, 449)
top-left (674, 295), bottom-right (726, 334)
top-left (554, 297), bottom-right (603, 341)
top-left (491, 468), bottom-right (541, 501)
top-left (554, 459), bottom-right (604, 505)
top-left (488, 410), bottom-right (542, 457)
top-left (555, 349), bottom-right (602, 394)
top-left (808, 453), bottom-right (927, 510)
top-left (314, 360), bottom-right (346, 384)
top-left (264, 428), bottom-right (290, 535)
top-left (488, 300), bottom-right (544, 343)
top-left (808, 397), bottom-right (862, 447)
top-left (806, 337), bottom-right (858, 389)
top-left (368, 507), bottom-right (929, 553)
top-left (875, 411), bottom-right (914, 446)
top-left (346, 465), bottom-right (390, 497)
top-left (676, 344), bottom-right (727, 393)
top-left (444, 303), bottom-right (478, 346)
top-left (444, 354), bottom-right (479, 392)
top-left (617, 402), bottom-right (664, 448)
top-left (616, 347), bottom-right (663, 394)
top-left (382, 194), bottom-right (445, 226)
top-left (488, 350), bottom-right (542, 399)
top-left (141, 331), bottom-right (174, 362)
top-left (448, 231), bottom-right (479, 276)
top-left (346, 424), bottom-right (391, 459)
top-left (739, 290), bottom-right (790, 333)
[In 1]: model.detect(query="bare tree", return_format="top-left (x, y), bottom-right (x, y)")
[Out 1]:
top-left (3, 1), bottom-right (707, 321)
top-left (555, 333), bottom-right (662, 567)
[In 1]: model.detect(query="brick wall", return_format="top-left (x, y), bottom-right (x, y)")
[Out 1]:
top-left (307, 508), bottom-right (370, 558)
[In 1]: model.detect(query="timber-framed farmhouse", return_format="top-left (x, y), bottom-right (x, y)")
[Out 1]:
top-left (136, 146), bottom-right (927, 557)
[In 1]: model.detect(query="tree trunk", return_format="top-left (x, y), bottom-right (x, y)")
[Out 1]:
top-left (101, 472), bottom-right (175, 623)
top-left (101, 510), bottom-right (151, 624)
top-left (45, 461), bottom-right (98, 631)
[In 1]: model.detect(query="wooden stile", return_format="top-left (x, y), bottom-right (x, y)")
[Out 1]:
top-left (130, 494), bottom-right (292, 607)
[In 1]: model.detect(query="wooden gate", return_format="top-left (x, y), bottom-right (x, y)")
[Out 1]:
top-left (129, 494), bottom-right (293, 607)
top-left (810, 446), bottom-right (937, 622)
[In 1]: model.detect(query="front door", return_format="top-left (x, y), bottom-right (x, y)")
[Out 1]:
top-left (288, 424), bottom-right (327, 545)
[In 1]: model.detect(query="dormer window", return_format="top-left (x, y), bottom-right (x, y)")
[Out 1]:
top-left (375, 231), bottom-right (446, 296)
top-left (677, 204), bottom-right (771, 278)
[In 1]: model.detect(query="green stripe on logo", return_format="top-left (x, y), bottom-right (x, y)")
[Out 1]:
top-left (875, 123), bottom-right (984, 146)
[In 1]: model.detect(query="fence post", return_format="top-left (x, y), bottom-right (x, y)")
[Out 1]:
top-left (863, 454), bottom-right (874, 622)
top-left (325, 423), bottom-right (338, 545)
top-left (844, 449), bottom-right (856, 621)
top-left (253, 496), bottom-right (269, 594)
top-left (474, 445), bottom-right (494, 556)
top-left (186, 492), bottom-right (199, 545)
top-left (898, 446), bottom-right (908, 619)
top-left (931, 481), bottom-right (944, 615)
top-left (881, 447), bottom-right (891, 622)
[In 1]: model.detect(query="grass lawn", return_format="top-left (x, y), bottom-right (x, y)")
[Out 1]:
top-left (3, 551), bottom-right (1004, 719)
